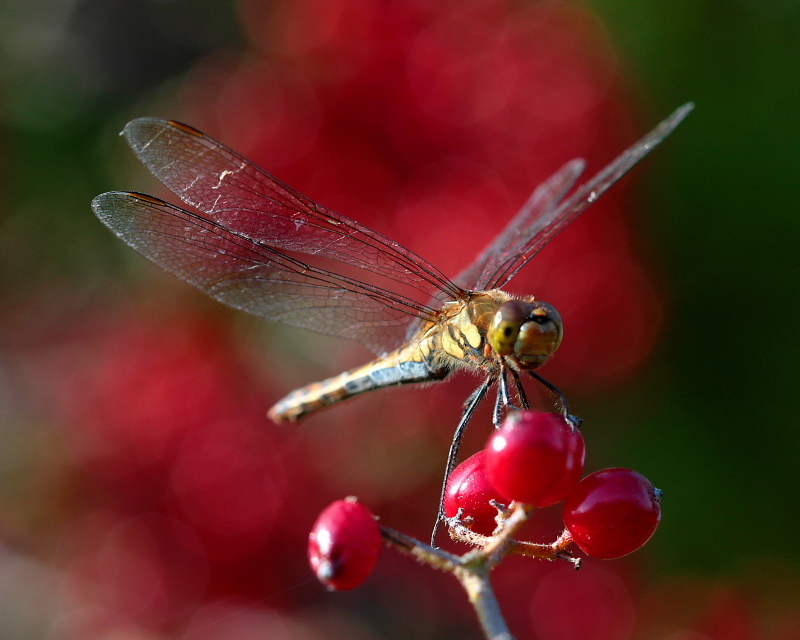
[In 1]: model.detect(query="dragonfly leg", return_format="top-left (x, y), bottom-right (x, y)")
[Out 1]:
top-left (500, 367), bottom-right (514, 406)
top-left (492, 392), bottom-right (503, 427)
top-left (510, 370), bottom-right (530, 410)
top-left (493, 366), bottom-right (526, 426)
top-left (527, 371), bottom-right (582, 428)
top-left (492, 373), bottom-right (507, 427)
top-left (431, 375), bottom-right (494, 547)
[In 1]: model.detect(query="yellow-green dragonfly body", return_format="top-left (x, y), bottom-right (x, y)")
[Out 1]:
top-left (92, 103), bottom-right (691, 442)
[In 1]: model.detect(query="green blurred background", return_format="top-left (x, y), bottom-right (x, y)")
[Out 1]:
top-left (588, 0), bottom-right (800, 572)
top-left (1, 0), bottom-right (799, 638)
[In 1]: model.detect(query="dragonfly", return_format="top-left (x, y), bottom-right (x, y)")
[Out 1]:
top-left (92, 102), bottom-right (692, 539)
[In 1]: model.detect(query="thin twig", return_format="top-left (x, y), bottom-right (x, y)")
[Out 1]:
top-left (380, 525), bottom-right (461, 572)
top-left (381, 523), bottom-right (515, 639)
top-left (379, 502), bottom-right (580, 640)
top-left (458, 568), bottom-right (515, 640)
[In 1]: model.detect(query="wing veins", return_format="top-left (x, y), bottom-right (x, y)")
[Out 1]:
top-left (126, 119), bottom-right (463, 301)
top-left (118, 194), bottom-right (438, 320)
top-left (485, 103), bottom-right (695, 289)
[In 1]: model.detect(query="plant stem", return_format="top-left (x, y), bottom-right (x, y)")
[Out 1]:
top-left (458, 568), bottom-right (515, 640)
top-left (379, 508), bottom-right (577, 640)
top-left (381, 524), bottom-right (516, 640)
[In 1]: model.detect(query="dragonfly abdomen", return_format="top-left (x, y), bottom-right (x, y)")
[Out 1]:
top-left (268, 337), bottom-right (448, 423)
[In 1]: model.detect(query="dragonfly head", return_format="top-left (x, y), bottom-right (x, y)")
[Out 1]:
top-left (488, 299), bottom-right (563, 369)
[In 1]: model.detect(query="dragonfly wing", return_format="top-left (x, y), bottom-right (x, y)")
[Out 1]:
top-left (92, 192), bottom-right (434, 355)
top-left (455, 159), bottom-right (585, 291)
top-left (122, 118), bottom-right (463, 306)
top-left (475, 102), bottom-right (695, 291)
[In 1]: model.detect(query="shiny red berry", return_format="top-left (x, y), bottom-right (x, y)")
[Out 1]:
top-left (484, 411), bottom-right (585, 507)
top-left (308, 497), bottom-right (381, 591)
top-left (563, 468), bottom-right (662, 559)
top-left (444, 451), bottom-right (506, 535)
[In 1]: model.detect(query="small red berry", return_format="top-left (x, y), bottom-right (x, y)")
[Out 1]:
top-left (563, 468), bottom-right (662, 559)
top-left (484, 411), bottom-right (585, 507)
top-left (444, 451), bottom-right (506, 535)
top-left (308, 497), bottom-right (381, 591)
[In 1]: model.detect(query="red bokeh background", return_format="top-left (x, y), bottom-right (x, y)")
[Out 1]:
top-left (7, 1), bottom-right (791, 639)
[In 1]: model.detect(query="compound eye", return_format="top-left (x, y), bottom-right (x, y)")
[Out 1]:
top-left (514, 302), bottom-right (564, 369)
top-left (488, 300), bottom-right (536, 356)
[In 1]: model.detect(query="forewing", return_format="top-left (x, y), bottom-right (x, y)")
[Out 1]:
top-left (478, 102), bottom-right (695, 290)
top-left (92, 192), bottom-right (435, 355)
top-left (122, 118), bottom-right (462, 305)
top-left (455, 159), bottom-right (584, 291)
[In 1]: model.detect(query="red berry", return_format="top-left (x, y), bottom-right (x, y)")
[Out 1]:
top-left (563, 468), bottom-right (662, 559)
top-left (444, 451), bottom-right (506, 535)
top-left (308, 497), bottom-right (381, 591)
top-left (484, 411), bottom-right (585, 507)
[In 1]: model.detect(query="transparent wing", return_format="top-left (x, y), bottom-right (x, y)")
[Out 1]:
top-left (455, 159), bottom-right (585, 291)
top-left (92, 192), bottom-right (438, 355)
top-left (122, 118), bottom-right (463, 306)
top-left (468, 102), bottom-right (695, 291)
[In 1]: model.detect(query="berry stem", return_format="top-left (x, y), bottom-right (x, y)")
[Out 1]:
top-left (380, 523), bottom-right (515, 639)
top-left (379, 509), bottom-right (583, 640)
top-left (510, 528), bottom-right (578, 564)
top-left (379, 525), bottom-right (461, 572)
top-left (478, 503), bottom-right (532, 567)
top-left (459, 569), bottom-right (515, 640)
